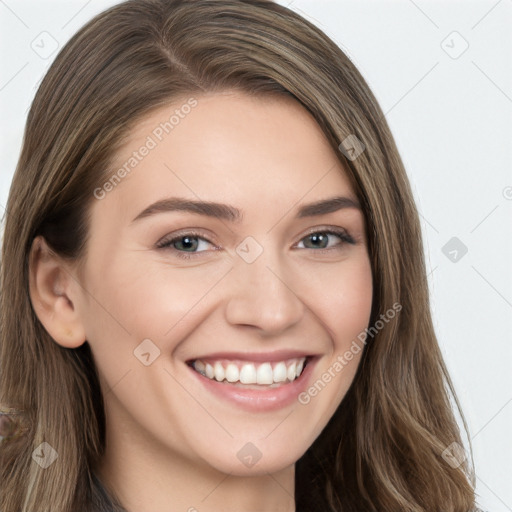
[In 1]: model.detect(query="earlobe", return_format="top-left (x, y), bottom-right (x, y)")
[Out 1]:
top-left (28, 236), bottom-right (86, 349)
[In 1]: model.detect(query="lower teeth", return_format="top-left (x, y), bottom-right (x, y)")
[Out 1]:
top-left (193, 369), bottom-right (296, 386)
top-left (224, 380), bottom-right (286, 388)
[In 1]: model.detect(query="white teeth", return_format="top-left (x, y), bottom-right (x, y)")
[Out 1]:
top-left (287, 362), bottom-right (297, 382)
top-left (205, 363), bottom-right (214, 379)
top-left (239, 363), bottom-right (257, 384)
top-left (194, 360), bottom-right (205, 373)
top-left (295, 359), bottom-right (304, 377)
top-left (192, 357), bottom-right (307, 385)
top-left (225, 363), bottom-right (239, 383)
top-left (273, 362), bottom-right (287, 382)
top-left (214, 362), bottom-right (225, 382)
top-left (256, 362), bottom-right (274, 385)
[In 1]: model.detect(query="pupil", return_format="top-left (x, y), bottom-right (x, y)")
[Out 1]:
top-left (309, 234), bottom-right (327, 248)
top-left (178, 236), bottom-right (198, 251)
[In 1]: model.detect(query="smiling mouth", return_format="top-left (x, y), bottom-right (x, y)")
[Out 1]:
top-left (188, 357), bottom-right (309, 387)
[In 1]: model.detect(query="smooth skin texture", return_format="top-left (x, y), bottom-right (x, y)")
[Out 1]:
top-left (29, 91), bottom-right (373, 512)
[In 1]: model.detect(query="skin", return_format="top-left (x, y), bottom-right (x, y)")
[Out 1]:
top-left (29, 91), bottom-right (373, 512)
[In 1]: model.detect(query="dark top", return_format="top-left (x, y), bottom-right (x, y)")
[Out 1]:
top-left (88, 471), bottom-right (489, 512)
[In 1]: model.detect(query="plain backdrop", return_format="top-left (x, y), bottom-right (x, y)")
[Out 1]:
top-left (1, 1), bottom-right (511, 510)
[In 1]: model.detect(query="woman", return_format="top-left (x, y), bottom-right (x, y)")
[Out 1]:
top-left (0, 0), bottom-right (479, 511)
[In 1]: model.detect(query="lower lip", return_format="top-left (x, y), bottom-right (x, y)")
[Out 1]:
top-left (188, 358), bottom-right (317, 412)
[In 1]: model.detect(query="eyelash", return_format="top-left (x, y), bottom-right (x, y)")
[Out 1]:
top-left (155, 228), bottom-right (355, 260)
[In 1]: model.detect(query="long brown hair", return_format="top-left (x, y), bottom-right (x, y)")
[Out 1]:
top-left (0, 0), bottom-right (476, 510)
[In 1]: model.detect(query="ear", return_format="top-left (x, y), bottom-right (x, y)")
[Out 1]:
top-left (28, 236), bottom-right (86, 348)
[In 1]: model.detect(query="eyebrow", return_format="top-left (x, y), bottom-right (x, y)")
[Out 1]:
top-left (131, 195), bottom-right (361, 224)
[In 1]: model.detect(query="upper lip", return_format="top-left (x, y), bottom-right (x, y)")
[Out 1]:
top-left (187, 349), bottom-right (317, 363)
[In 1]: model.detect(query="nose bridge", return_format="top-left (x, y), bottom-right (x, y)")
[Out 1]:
top-left (224, 239), bottom-right (304, 334)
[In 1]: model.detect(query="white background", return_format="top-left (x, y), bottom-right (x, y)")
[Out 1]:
top-left (1, 1), bottom-right (511, 510)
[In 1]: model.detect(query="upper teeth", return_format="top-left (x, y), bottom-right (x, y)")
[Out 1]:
top-left (193, 358), bottom-right (306, 385)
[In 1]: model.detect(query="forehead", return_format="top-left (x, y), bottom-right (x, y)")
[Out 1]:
top-left (97, 91), bottom-right (357, 221)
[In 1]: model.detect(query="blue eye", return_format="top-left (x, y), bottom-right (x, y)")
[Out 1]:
top-left (298, 229), bottom-right (354, 249)
top-left (156, 232), bottom-right (214, 259)
top-left (170, 235), bottom-right (208, 252)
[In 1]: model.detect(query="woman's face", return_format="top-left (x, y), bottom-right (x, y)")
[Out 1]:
top-left (75, 91), bottom-right (373, 476)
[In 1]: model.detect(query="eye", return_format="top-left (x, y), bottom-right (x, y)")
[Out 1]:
top-left (296, 229), bottom-right (354, 250)
top-left (156, 231), bottom-right (216, 259)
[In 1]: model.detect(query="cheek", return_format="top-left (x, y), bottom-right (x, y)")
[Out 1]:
top-left (336, 263), bottom-right (373, 346)
top-left (295, 256), bottom-right (372, 419)
top-left (304, 255), bottom-right (373, 345)
top-left (80, 254), bottom-right (233, 368)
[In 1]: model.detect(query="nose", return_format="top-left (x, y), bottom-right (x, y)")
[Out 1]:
top-left (224, 249), bottom-right (305, 336)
